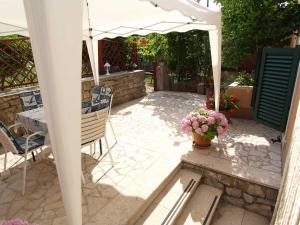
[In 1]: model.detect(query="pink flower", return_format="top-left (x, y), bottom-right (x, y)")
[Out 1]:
top-left (201, 124), bottom-right (209, 132)
top-left (197, 115), bottom-right (206, 123)
top-left (217, 126), bottom-right (225, 135)
top-left (186, 115), bottom-right (191, 120)
top-left (191, 117), bottom-right (198, 122)
top-left (186, 126), bottom-right (193, 132)
top-left (207, 116), bottom-right (215, 125)
top-left (220, 118), bottom-right (228, 126)
top-left (192, 121), bottom-right (199, 130)
top-left (182, 119), bottom-right (191, 127)
top-left (195, 128), bottom-right (202, 135)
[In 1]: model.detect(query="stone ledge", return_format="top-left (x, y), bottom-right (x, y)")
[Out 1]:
top-left (182, 162), bottom-right (278, 218)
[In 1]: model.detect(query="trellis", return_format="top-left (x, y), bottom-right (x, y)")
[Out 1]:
top-left (0, 37), bottom-right (93, 90)
top-left (0, 37), bottom-right (36, 90)
top-left (0, 37), bottom-right (137, 90)
top-left (98, 39), bottom-right (138, 74)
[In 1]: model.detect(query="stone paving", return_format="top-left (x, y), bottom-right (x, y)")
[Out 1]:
top-left (0, 91), bottom-right (281, 224)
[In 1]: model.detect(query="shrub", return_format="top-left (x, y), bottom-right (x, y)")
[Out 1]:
top-left (235, 71), bottom-right (255, 86)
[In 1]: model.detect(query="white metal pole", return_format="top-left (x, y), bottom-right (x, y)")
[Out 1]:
top-left (209, 28), bottom-right (222, 112)
top-left (86, 37), bottom-right (99, 85)
top-left (23, 1), bottom-right (82, 225)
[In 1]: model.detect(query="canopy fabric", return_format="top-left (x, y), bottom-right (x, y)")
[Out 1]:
top-left (0, 0), bottom-right (221, 111)
top-left (82, 0), bottom-right (220, 40)
top-left (0, 0), bottom-right (220, 37)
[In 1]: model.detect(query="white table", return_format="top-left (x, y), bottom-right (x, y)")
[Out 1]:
top-left (16, 108), bottom-right (51, 144)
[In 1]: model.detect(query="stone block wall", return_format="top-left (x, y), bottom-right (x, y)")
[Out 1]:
top-left (0, 94), bottom-right (23, 126)
top-left (182, 162), bottom-right (278, 218)
top-left (0, 70), bottom-right (146, 126)
top-left (82, 70), bottom-right (146, 106)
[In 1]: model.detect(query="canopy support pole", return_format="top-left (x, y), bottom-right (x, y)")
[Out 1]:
top-left (209, 29), bottom-right (222, 112)
top-left (86, 37), bottom-right (99, 85)
top-left (23, 1), bottom-right (82, 225)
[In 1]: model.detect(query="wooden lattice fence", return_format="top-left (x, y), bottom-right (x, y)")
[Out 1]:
top-left (0, 37), bottom-right (36, 90)
top-left (0, 37), bottom-right (137, 90)
top-left (98, 39), bottom-right (138, 74)
top-left (0, 37), bottom-right (93, 90)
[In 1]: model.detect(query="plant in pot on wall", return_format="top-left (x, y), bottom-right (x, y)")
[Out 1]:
top-left (206, 92), bottom-right (239, 123)
top-left (181, 108), bottom-right (228, 148)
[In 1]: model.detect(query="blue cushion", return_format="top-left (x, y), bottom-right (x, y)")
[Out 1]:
top-left (19, 91), bottom-right (38, 111)
top-left (0, 121), bottom-right (24, 154)
top-left (33, 90), bottom-right (43, 107)
top-left (91, 85), bottom-right (112, 112)
top-left (82, 101), bottom-right (91, 114)
top-left (15, 135), bottom-right (45, 151)
top-left (0, 121), bottom-right (45, 154)
top-left (19, 90), bottom-right (43, 111)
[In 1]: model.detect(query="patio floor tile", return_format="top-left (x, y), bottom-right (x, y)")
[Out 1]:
top-left (0, 91), bottom-right (281, 224)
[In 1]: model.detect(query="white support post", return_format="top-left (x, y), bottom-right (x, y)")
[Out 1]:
top-left (86, 37), bottom-right (99, 85)
top-left (209, 28), bottom-right (222, 112)
top-left (23, 1), bottom-right (82, 225)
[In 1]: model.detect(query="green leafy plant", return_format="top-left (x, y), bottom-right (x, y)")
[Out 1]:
top-left (215, 0), bottom-right (300, 69)
top-left (235, 71), bottom-right (255, 86)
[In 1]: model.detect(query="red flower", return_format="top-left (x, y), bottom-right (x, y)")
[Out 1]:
top-left (139, 38), bottom-right (147, 45)
top-left (228, 108), bottom-right (236, 113)
top-left (231, 96), bottom-right (239, 103)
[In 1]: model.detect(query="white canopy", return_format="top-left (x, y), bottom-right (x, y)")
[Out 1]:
top-left (0, 1), bottom-right (221, 225)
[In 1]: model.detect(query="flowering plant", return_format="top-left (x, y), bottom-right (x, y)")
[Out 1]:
top-left (0, 220), bottom-right (38, 225)
top-left (181, 108), bottom-right (228, 140)
top-left (206, 92), bottom-right (239, 113)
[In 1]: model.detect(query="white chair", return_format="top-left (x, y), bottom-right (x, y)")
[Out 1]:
top-left (90, 85), bottom-right (117, 155)
top-left (81, 107), bottom-right (114, 165)
top-left (0, 121), bottom-right (46, 195)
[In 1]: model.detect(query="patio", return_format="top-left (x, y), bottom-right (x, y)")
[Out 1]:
top-left (0, 91), bottom-right (281, 225)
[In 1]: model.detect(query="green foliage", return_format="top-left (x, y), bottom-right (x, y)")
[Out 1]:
top-left (165, 30), bottom-right (211, 80)
top-left (215, 0), bottom-right (300, 69)
top-left (234, 71), bottom-right (255, 86)
top-left (127, 30), bottom-right (212, 81)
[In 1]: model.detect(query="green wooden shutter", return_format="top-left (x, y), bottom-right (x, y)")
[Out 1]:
top-left (254, 48), bottom-right (300, 132)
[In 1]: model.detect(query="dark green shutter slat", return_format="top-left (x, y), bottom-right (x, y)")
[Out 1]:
top-left (264, 63), bottom-right (292, 69)
top-left (264, 68), bottom-right (291, 73)
top-left (254, 48), bottom-right (300, 131)
top-left (264, 71), bottom-right (291, 78)
top-left (266, 55), bottom-right (293, 60)
top-left (265, 59), bottom-right (292, 64)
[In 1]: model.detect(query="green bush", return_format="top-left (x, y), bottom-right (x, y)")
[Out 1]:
top-left (235, 71), bottom-right (255, 86)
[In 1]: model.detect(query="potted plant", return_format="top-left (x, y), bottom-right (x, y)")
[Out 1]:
top-left (227, 71), bottom-right (254, 119)
top-left (206, 92), bottom-right (239, 123)
top-left (181, 108), bottom-right (228, 148)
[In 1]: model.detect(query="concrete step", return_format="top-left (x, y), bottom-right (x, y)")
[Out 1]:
top-left (175, 184), bottom-right (223, 225)
top-left (135, 169), bottom-right (202, 225)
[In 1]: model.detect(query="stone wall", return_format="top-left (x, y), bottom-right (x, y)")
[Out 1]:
top-left (0, 70), bottom-right (146, 126)
top-left (82, 70), bottom-right (146, 105)
top-left (182, 162), bottom-right (278, 218)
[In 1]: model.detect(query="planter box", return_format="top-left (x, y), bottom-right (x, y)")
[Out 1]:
top-left (227, 82), bottom-right (254, 119)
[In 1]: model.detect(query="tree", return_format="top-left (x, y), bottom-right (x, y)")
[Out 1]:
top-left (128, 30), bottom-right (212, 81)
top-left (216, 0), bottom-right (300, 69)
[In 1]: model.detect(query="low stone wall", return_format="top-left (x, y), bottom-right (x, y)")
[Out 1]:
top-left (182, 162), bottom-right (278, 218)
top-left (0, 70), bottom-right (146, 126)
top-left (82, 70), bottom-right (146, 105)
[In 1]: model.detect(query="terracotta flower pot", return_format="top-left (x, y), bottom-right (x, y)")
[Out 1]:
top-left (193, 133), bottom-right (211, 148)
